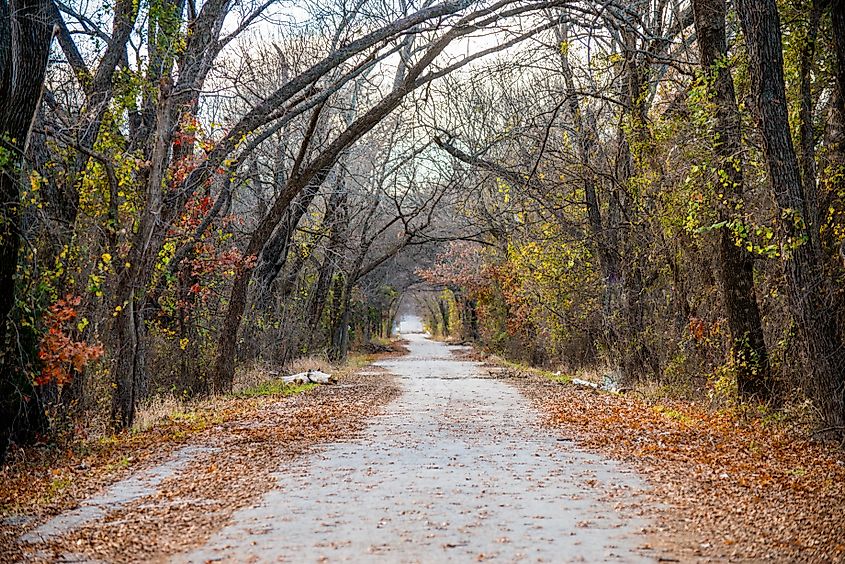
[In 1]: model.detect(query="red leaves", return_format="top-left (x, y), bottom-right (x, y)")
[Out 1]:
top-left (164, 191), bottom-right (254, 309)
top-left (689, 317), bottom-right (708, 341)
top-left (36, 295), bottom-right (104, 386)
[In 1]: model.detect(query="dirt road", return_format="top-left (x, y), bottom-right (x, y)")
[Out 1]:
top-left (183, 333), bottom-right (653, 562)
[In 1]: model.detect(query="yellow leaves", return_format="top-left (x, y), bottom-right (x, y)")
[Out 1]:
top-left (29, 170), bottom-right (44, 191)
top-left (559, 40), bottom-right (569, 56)
top-left (88, 273), bottom-right (104, 297)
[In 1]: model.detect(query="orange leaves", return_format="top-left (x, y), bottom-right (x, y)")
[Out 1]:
top-left (689, 317), bottom-right (708, 341)
top-left (36, 295), bottom-right (104, 387)
top-left (517, 374), bottom-right (845, 560)
top-left (688, 316), bottom-right (722, 343)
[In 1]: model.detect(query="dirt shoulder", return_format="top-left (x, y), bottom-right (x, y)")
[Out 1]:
top-left (1, 368), bottom-right (399, 563)
top-left (502, 366), bottom-right (845, 562)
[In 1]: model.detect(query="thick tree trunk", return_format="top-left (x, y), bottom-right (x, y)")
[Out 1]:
top-left (109, 286), bottom-right (144, 428)
top-left (693, 0), bottom-right (773, 400)
top-left (828, 0), bottom-right (845, 244)
top-left (736, 0), bottom-right (845, 433)
top-left (0, 0), bottom-right (54, 460)
top-left (212, 267), bottom-right (251, 391)
top-left (832, 0), bottom-right (845, 128)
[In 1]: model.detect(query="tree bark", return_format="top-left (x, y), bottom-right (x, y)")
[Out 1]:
top-left (798, 0), bottom-right (821, 244)
top-left (693, 0), bottom-right (773, 401)
top-left (736, 0), bottom-right (845, 433)
top-left (0, 0), bottom-right (54, 460)
top-left (831, 0), bottom-right (845, 126)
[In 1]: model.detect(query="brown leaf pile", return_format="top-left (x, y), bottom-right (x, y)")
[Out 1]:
top-left (1, 370), bottom-right (399, 563)
top-left (511, 374), bottom-right (845, 562)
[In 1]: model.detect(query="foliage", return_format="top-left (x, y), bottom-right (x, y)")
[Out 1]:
top-left (36, 295), bottom-right (104, 387)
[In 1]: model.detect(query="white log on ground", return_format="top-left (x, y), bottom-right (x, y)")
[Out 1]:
top-left (282, 370), bottom-right (336, 385)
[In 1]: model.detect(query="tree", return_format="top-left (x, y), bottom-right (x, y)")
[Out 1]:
top-left (692, 0), bottom-right (773, 401)
top-left (210, 0), bottom-right (582, 390)
top-left (0, 0), bottom-right (54, 460)
top-left (735, 0), bottom-right (844, 433)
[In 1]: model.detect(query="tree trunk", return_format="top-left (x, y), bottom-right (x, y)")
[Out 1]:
top-left (438, 298), bottom-right (450, 336)
top-left (109, 286), bottom-right (144, 428)
top-left (736, 0), bottom-right (845, 433)
top-left (557, 22), bottom-right (625, 368)
top-left (614, 36), bottom-right (658, 383)
top-left (0, 0), bottom-right (54, 460)
top-left (255, 181), bottom-right (322, 292)
top-left (693, 0), bottom-right (773, 401)
top-left (306, 177), bottom-right (349, 349)
top-left (831, 0), bottom-right (845, 137)
top-left (211, 265), bottom-right (251, 391)
top-left (455, 291), bottom-right (479, 341)
top-left (328, 277), bottom-right (353, 362)
top-left (798, 0), bottom-right (821, 245)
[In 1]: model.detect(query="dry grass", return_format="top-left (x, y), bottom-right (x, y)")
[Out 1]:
top-left (132, 395), bottom-right (189, 433)
top-left (133, 353), bottom-right (360, 433)
top-left (231, 360), bottom-right (278, 393)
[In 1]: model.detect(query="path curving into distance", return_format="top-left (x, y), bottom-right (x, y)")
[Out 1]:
top-left (182, 332), bottom-right (654, 563)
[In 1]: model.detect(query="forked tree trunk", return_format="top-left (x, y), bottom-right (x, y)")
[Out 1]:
top-left (693, 0), bottom-right (773, 401)
top-left (736, 0), bottom-right (845, 433)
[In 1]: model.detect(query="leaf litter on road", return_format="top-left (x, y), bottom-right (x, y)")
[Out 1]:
top-left (4, 370), bottom-right (399, 563)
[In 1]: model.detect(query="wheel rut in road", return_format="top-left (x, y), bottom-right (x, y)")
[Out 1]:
top-left (182, 333), bottom-right (653, 563)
